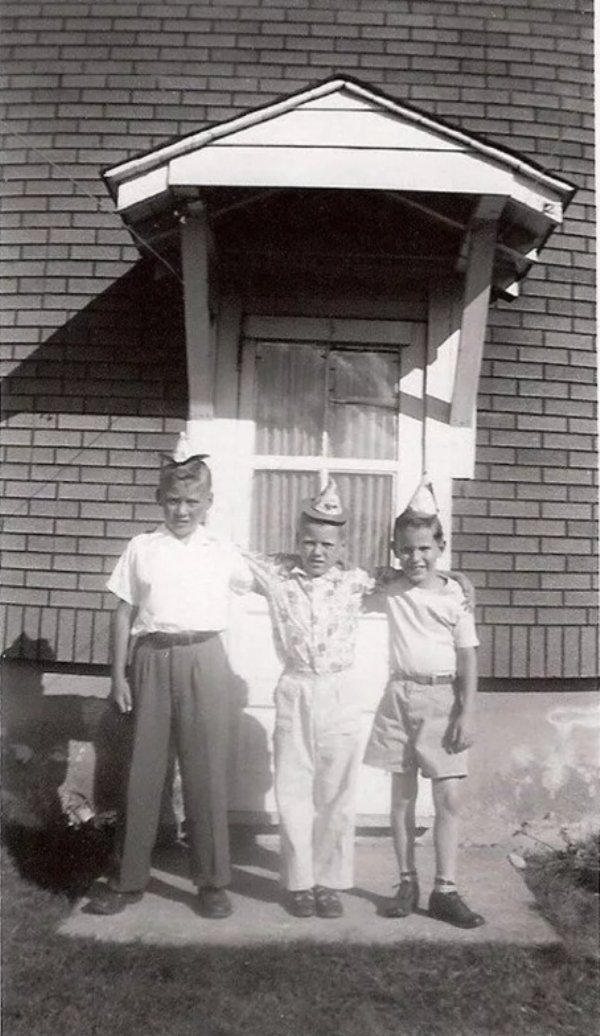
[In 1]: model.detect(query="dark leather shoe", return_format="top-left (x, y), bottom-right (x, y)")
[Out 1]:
top-left (428, 890), bottom-right (485, 928)
top-left (87, 888), bottom-right (144, 915)
top-left (197, 887), bottom-right (233, 919)
top-left (314, 886), bottom-right (343, 918)
top-left (383, 879), bottom-right (419, 918)
top-left (286, 889), bottom-right (316, 917)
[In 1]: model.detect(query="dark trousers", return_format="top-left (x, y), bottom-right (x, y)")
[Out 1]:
top-left (113, 634), bottom-right (231, 892)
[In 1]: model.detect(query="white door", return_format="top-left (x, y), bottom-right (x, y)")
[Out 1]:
top-left (226, 315), bottom-right (430, 823)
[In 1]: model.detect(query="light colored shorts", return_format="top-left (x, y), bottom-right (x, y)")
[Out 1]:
top-left (363, 676), bottom-right (468, 779)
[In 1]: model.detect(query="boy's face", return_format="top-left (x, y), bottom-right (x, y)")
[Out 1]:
top-left (393, 524), bottom-right (444, 586)
top-left (160, 479), bottom-right (212, 539)
top-left (297, 520), bottom-right (344, 578)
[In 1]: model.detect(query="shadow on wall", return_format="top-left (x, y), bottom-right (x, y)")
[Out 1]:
top-left (1, 259), bottom-right (189, 665)
top-left (3, 259), bottom-right (187, 424)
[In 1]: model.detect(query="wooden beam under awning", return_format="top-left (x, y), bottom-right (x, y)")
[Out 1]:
top-left (180, 201), bottom-right (214, 420)
top-left (450, 197), bottom-right (503, 427)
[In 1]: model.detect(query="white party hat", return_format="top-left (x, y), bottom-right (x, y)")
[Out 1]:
top-left (163, 431), bottom-right (209, 466)
top-left (301, 478), bottom-right (346, 525)
top-left (404, 474), bottom-right (438, 516)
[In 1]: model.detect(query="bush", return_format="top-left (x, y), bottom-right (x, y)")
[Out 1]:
top-left (2, 817), bottom-right (115, 900)
top-left (518, 827), bottom-right (599, 960)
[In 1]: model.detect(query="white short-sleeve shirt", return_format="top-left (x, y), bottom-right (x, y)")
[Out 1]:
top-left (382, 574), bottom-right (479, 677)
top-left (106, 525), bottom-right (253, 636)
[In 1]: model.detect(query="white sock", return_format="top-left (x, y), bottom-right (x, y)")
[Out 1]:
top-left (434, 878), bottom-right (456, 895)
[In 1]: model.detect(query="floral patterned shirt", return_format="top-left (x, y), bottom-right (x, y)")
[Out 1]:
top-left (246, 554), bottom-right (375, 675)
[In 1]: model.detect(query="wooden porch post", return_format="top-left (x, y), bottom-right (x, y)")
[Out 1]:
top-left (450, 197), bottom-right (504, 428)
top-left (180, 201), bottom-right (214, 420)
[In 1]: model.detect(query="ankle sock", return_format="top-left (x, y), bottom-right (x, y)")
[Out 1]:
top-left (400, 870), bottom-right (418, 884)
top-left (434, 878), bottom-right (456, 895)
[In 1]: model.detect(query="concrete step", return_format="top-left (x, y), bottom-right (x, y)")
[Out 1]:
top-left (61, 835), bottom-right (559, 948)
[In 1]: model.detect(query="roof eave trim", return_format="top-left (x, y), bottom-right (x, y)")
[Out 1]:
top-left (103, 77), bottom-right (576, 205)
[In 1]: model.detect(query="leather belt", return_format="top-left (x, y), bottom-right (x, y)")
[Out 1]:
top-left (138, 631), bottom-right (218, 648)
top-left (392, 671), bottom-right (455, 686)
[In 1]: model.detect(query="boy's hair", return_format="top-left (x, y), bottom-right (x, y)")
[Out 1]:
top-left (157, 457), bottom-right (212, 499)
top-left (393, 509), bottom-right (445, 544)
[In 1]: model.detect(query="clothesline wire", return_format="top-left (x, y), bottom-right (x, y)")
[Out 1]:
top-left (0, 121), bottom-right (183, 284)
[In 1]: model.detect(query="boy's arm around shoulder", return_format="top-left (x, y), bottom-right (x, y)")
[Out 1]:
top-left (361, 565), bottom-right (400, 613)
top-left (237, 549), bottom-right (298, 596)
top-left (110, 598), bottom-right (134, 714)
top-left (447, 570), bottom-right (476, 612)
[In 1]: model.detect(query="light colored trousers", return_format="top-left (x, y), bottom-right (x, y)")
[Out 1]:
top-left (114, 633), bottom-right (231, 893)
top-left (274, 669), bottom-right (363, 891)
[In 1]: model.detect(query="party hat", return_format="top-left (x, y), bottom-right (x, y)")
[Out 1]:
top-left (162, 431), bottom-right (209, 467)
top-left (301, 478), bottom-right (346, 525)
top-left (404, 474), bottom-right (438, 516)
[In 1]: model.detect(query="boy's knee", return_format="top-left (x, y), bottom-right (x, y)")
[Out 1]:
top-left (432, 776), bottom-right (464, 816)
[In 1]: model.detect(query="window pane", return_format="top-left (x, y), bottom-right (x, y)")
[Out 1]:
top-left (255, 342), bottom-right (325, 455)
top-left (250, 470), bottom-right (318, 555)
top-left (251, 469), bottom-right (393, 572)
top-left (327, 349), bottom-right (399, 459)
top-left (332, 472), bottom-right (393, 571)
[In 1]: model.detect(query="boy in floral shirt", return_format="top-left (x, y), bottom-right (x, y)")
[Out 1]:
top-left (245, 481), bottom-right (373, 919)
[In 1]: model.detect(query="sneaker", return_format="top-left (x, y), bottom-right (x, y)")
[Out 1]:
top-left (428, 890), bottom-right (485, 929)
top-left (286, 889), bottom-right (316, 917)
top-left (383, 879), bottom-right (420, 918)
top-left (314, 886), bottom-right (343, 919)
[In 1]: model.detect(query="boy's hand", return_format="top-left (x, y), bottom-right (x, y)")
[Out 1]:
top-left (111, 676), bottom-right (133, 714)
top-left (449, 571), bottom-right (476, 612)
top-left (445, 712), bottom-right (475, 753)
top-left (374, 565), bottom-right (399, 588)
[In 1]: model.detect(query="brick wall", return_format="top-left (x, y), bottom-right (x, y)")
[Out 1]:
top-left (1, 267), bottom-right (187, 662)
top-left (0, 0), bottom-right (596, 676)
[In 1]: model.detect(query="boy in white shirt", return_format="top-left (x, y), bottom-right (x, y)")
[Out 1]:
top-left (87, 437), bottom-right (251, 919)
top-left (364, 481), bottom-right (485, 928)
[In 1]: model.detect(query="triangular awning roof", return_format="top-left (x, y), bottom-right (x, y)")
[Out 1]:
top-left (105, 76), bottom-right (574, 214)
top-left (103, 76), bottom-right (576, 297)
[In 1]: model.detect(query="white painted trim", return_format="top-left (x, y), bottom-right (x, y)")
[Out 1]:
top-left (424, 283), bottom-right (477, 549)
top-left (208, 109), bottom-right (465, 151)
top-left (451, 216), bottom-right (498, 428)
top-left (244, 315), bottom-right (416, 345)
top-left (180, 203), bottom-right (214, 421)
top-left (397, 323), bottom-right (426, 516)
top-left (116, 166), bottom-right (168, 211)
top-left (252, 455), bottom-right (398, 474)
top-left (105, 79), bottom-right (574, 203)
top-left (168, 148), bottom-right (529, 197)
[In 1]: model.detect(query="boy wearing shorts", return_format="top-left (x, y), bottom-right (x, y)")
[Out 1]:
top-left (364, 480), bottom-right (485, 928)
top-left (88, 435), bottom-right (251, 919)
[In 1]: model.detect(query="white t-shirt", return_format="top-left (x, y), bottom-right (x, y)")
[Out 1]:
top-left (382, 574), bottom-right (479, 677)
top-left (106, 524), bottom-right (253, 636)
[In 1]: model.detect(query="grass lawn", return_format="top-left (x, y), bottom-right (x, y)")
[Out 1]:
top-left (2, 826), bottom-right (598, 1036)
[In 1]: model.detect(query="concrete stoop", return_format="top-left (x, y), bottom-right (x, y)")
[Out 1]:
top-left (60, 834), bottom-right (559, 948)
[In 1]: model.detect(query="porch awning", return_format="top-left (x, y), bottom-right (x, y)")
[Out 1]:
top-left (102, 77), bottom-right (576, 429)
top-left (103, 76), bottom-right (575, 300)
